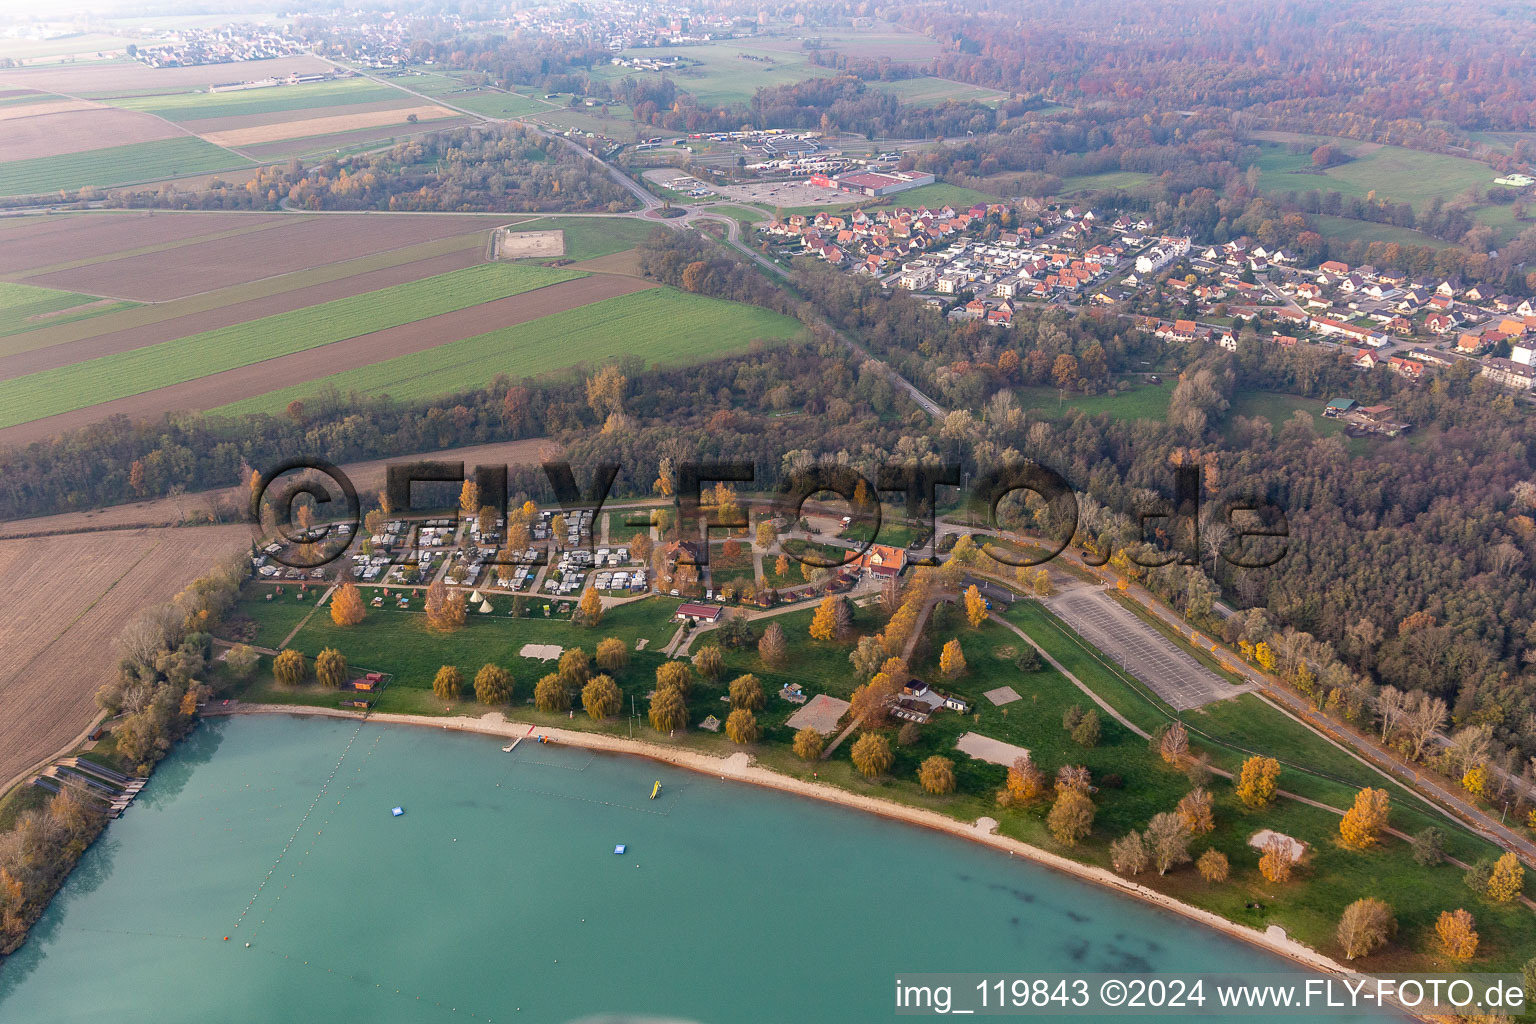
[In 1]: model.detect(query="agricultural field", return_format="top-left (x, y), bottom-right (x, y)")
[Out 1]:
top-left (0, 99), bottom-right (187, 162)
top-left (392, 70), bottom-right (551, 118)
top-left (0, 135), bottom-right (249, 197)
top-left (880, 183), bottom-right (999, 211)
top-left (0, 282), bottom-right (135, 338)
top-left (212, 285), bottom-right (805, 415)
top-left (106, 77), bottom-right (403, 121)
top-left (19, 212), bottom-right (514, 301)
top-left (0, 54), bottom-right (333, 99)
top-left (0, 262), bottom-right (587, 429)
top-left (0, 525), bottom-right (248, 792)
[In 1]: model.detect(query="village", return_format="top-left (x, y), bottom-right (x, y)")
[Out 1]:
top-left (762, 194), bottom-right (1536, 397)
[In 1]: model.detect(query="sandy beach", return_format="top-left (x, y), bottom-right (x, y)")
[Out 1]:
top-left (220, 702), bottom-right (1359, 981)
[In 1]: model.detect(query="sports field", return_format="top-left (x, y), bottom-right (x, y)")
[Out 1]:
top-left (0, 135), bottom-right (249, 196)
top-left (0, 263), bottom-right (584, 428)
top-left (212, 286), bottom-right (805, 415)
top-left (507, 216), bottom-right (661, 261)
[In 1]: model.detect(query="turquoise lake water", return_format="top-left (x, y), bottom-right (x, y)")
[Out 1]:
top-left (0, 715), bottom-right (1378, 1023)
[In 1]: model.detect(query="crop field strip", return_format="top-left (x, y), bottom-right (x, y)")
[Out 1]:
top-left (0, 262), bottom-right (587, 428)
top-left (0, 246), bottom-right (486, 378)
top-left (236, 117), bottom-right (481, 161)
top-left (1, 214), bottom-right (295, 281)
top-left (0, 272), bottom-right (653, 447)
top-left (197, 104), bottom-right (460, 148)
top-left (23, 212), bottom-right (519, 301)
top-left (0, 135), bottom-right (251, 197)
top-left (0, 210), bottom-right (287, 276)
top-left (0, 229), bottom-right (520, 369)
top-left (0, 104), bottom-right (188, 162)
top-left (0, 282), bottom-right (136, 339)
top-left (105, 77), bottom-right (406, 122)
top-left (176, 96), bottom-right (442, 134)
top-left (214, 286), bottom-right (805, 415)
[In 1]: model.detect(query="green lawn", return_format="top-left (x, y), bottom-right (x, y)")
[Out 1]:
top-left (219, 584), bottom-right (323, 648)
top-left (0, 262), bottom-right (585, 428)
top-left (1309, 214), bottom-right (1453, 250)
top-left (110, 77), bottom-right (403, 122)
top-left (1014, 381), bottom-right (1172, 422)
top-left (0, 136), bottom-right (251, 197)
top-left (590, 43), bottom-right (836, 106)
top-left (0, 281), bottom-right (134, 338)
top-left (1226, 390), bottom-right (1345, 437)
top-left (512, 216), bottom-right (658, 260)
top-left (1057, 170), bottom-right (1157, 194)
top-left (212, 286), bottom-right (805, 415)
top-left (882, 182), bottom-right (998, 210)
top-left (1250, 140), bottom-right (1493, 214)
top-left (868, 76), bottom-right (1006, 107)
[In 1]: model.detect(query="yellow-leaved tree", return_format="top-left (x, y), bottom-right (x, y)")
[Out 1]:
top-left (1338, 788), bottom-right (1390, 849)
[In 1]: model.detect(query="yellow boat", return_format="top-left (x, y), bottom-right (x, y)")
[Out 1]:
top-left (650, 780), bottom-right (662, 800)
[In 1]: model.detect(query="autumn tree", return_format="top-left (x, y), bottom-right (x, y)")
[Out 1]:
top-left (649, 686), bottom-right (687, 732)
top-left (1056, 764), bottom-right (1092, 794)
top-left (558, 648), bottom-right (590, 688)
top-left (424, 579), bottom-right (466, 631)
top-left (1048, 788), bottom-right (1095, 846)
top-left (1259, 835), bottom-right (1298, 883)
top-left (535, 673), bottom-right (570, 712)
top-left (692, 645), bottom-right (725, 681)
top-left (809, 596), bottom-right (840, 641)
top-left (755, 520), bottom-right (777, 550)
top-left (655, 660), bottom-right (694, 698)
top-left (1337, 898), bottom-right (1395, 960)
top-left (225, 643), bottom-right (259, 679)
top-left (793, 727), bottom-right (824, 761)
top-left (576, 586), bottom-right (603, 627)
top-left (474, 664), bottom-right (512, 705)
top-left (725, 708), bottom-right (760, 744)
top-left (595, 637), bottom-right (628, 673)
top-left (581, 674), bottom-right (622, 720)
top-left (758, 621), bottom-right (788, 668)
top-left (963, 585), bottom-right (988, 628)
top-left (1435, 909), bottom-right (1479, 961)
top-left (585, 363), bottom-right (627, 419)
top-left (314, 647), bottom-right (348, 689)
top-left (939, 638), bottom-right (967, 679)
top-left (1146, 812), bottom-right (1193, 874)
top-left (459, 479), bottom-right (480, 516)
top-left (728, 673), bottom-right (765, 711)
top-left (432, 665), bottom-right (462, 700)
top-left (997, 757), bottom-right (1046, 807)
top-left (1487, 852), bottom-right (1525, 903)
top-left (919, 756), bottom-right (956, 795)
top-left (1177, 787), bottom-right (1216, 834)
top-left (851, 732), bottom-right (893, 777)
top-left (273, 649), bottom-right (307, 686)
top-left (1158, 721), bottom-right (1190, 765)
top-left (329, 583), bottom-right (366, 627)
top-left (1339, 788), bottom-right (1390, 849)
top-left (1236, 756), bottom-right (1281, 809)
top-left (1111, 831), bottom-right (1149, 875)
top-left (1032, 569), bottom-right (1055, 597)
top-left (1196, 848), bottom-right (1230, 883)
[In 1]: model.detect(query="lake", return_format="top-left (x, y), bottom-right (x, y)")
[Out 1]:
top-left (0, 715), bottom-right (1375, 1022)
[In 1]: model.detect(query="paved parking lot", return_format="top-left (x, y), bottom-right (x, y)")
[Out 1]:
top-left (1045, 587), bottom-right (1249, 711)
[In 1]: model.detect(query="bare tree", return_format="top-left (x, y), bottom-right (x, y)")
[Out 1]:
top-left (1443, 724), bottom-right (1493, 778)
top-left (1402, 693), bottom-right (1448, 762)
top-left (1375, 686), bottom-right (1409, 742)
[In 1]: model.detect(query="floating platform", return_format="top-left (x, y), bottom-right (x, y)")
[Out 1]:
top-left (391, 806), bottom-right (404, 817)
top-left (614, 844), bottom-right (626, 855)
